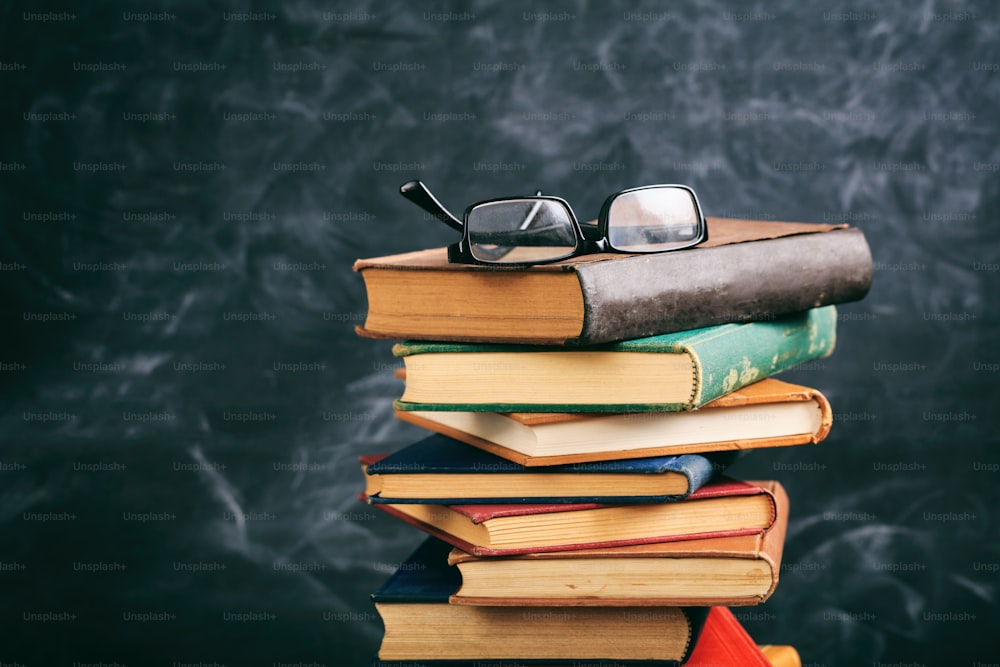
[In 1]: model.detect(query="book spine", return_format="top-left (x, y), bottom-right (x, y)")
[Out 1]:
top-left (673, 453), bottom-right (718, 494)
top-left (688, 306), bottom-right (837, 407)
top-left (576, 227), bottom-right (871, 344)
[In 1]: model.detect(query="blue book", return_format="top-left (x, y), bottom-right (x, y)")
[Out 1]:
top-left (361, 433), bottom-right (730, 504)
top-left (370, 536), bottom-right (710, 665)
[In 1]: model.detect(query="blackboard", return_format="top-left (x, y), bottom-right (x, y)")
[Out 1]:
top-left (2, 2), bottom-right (998, 664)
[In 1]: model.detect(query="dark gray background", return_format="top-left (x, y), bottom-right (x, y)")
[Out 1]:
top-left (2, 1), bottom-right (998, 665)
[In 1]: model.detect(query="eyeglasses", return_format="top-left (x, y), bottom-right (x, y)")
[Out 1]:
top-left (399, 180), bottom-right (709, 266)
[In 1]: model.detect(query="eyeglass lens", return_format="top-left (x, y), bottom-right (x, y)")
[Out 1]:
top-left (466, 199), bottom-right (579, 263)
top-left (606, 187), bottom-right (702, 252)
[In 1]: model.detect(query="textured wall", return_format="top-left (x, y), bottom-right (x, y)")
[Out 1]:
top-left (2, 1), bottom-right (998, 664)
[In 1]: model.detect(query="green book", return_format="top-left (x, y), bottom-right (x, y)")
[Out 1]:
top-left (393, 306), bottom-right (837, 413)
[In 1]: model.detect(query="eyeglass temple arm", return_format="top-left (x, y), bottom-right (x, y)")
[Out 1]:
top-left (399, 180), bottom-right (464, 232)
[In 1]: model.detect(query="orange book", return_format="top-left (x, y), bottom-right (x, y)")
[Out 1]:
top-left (759, 644), bottom-right (803, 667)
top-left (396, 378), bottom-right (832, 466)
top-left (446, 488), bottom-right (788, 606)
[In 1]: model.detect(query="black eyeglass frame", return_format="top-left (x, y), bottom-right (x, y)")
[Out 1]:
top-left (399, 180), bottom-right (709, 266)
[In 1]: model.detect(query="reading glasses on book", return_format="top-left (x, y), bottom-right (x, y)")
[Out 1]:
top-left (399, 180), bottom-right (709, 266)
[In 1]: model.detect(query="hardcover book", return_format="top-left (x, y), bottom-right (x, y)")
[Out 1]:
top-left (367, 478), bottom-right (785, 556)
top-left (392, 307), bottom-right (837, 413)
top-left (361, 434), bottom-right (727, 504)
top-left (446, 484), bottom-right (788, 606)
top-left (370, 536), bottom-right (710, 664)
top-left (396, 377), bottom-right (832, 466)
top-left (354, 217), bottom-right (871, 345)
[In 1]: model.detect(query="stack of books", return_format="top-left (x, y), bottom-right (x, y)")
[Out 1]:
top-left (353, 215), bottom-right (872, 666)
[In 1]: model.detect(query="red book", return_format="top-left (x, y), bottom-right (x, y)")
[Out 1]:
top-left (366, 477), bottom-right (786, 556)
top-left (686, 606), bottom-right (772, 666)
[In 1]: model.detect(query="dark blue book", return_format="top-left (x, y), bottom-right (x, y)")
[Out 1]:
top-left (361, 433), bottom-right (731, 504)
top-left (371, 536), bottom-right (710, 665)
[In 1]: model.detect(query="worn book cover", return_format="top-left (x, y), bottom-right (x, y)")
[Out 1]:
top-left (355, 217), bottom-right (872, 345)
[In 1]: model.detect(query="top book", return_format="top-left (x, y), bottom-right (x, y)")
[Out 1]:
top-left (354, 217), bottom-right (872, 345)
